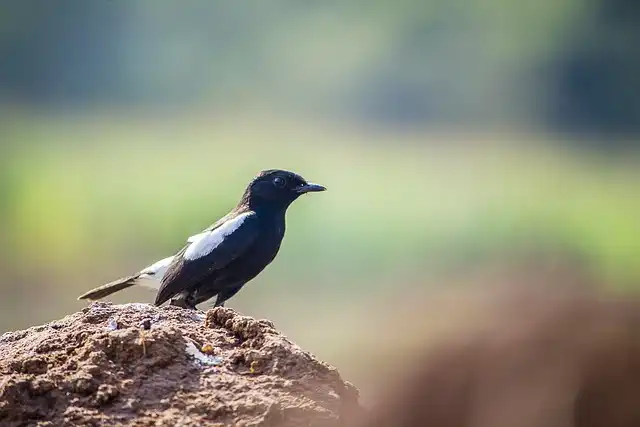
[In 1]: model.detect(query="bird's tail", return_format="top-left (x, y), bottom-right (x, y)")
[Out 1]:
top-left (77, 274), bottom-right (142, 301)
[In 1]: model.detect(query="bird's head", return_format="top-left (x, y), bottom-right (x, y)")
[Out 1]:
top-left (239, 169), bottom-right (326, 211)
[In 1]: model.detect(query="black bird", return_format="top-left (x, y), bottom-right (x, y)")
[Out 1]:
top-left (78, 169), bottom-right (326, 309)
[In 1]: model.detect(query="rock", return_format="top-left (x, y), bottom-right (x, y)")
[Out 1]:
top-left (0, 302), bottom-right (360, 426)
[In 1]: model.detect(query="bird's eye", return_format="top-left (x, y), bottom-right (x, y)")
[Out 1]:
top-left (273, 176), bottom-right (286, 188)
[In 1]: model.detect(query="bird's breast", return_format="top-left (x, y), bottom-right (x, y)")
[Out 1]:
top-left (249, 219), bottom-right (285, 263)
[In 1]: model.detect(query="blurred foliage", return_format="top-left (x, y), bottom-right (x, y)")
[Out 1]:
top-left (549, 0), bottom-right (640, 137)
top-left (1, 0), bottom-right (639, 136)
top-left (2, 113), bottom-right (639, 293)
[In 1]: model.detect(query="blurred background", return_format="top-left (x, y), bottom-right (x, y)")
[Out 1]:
top-left (1, 0), bottom-right (639, 402)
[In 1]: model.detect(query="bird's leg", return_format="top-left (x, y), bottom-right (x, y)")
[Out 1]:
top-left (213, 284), bottom-right (243, 307)
top-left (169, 291), bottom-right (198, 310)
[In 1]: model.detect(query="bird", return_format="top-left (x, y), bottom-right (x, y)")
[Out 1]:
top-left (77, 169), bottom-right (326, 309)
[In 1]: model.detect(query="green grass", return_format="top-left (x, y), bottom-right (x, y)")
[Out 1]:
top-left (1, 110), bottom-right (639, 337)
top-left (3, 112), bottom-right (640, 285)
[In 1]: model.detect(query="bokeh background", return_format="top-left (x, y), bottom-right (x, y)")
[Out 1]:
top-left (2, 0), bottom-right (639, 401)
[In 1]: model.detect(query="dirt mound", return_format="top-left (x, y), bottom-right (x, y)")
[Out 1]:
top-left (0, 302), bottom-right (360, 427)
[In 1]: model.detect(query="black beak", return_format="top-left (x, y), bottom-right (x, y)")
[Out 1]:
top-left (296, 182), bottom-right (327, 194)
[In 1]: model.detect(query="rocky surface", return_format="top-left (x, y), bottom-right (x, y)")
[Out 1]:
top-left (0, 302), bottom-right (360, 427)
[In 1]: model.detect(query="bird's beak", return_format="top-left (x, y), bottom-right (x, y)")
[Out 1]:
top-left (296, 182), bottom-right (327, 194)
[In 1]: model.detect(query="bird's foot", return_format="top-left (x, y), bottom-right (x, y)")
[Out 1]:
top-left (169, 294), bottom-right (198, 310)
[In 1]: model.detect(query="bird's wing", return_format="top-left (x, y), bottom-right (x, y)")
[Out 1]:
top-left (154, 211), bottom-right (259, 306)
top-left (186, 211), bottom-right (236, 243)
top-left (139, 256), bottom-right (175, 278)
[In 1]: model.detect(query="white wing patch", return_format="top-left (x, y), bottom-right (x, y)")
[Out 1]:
top-left (183, 212), bottom-right (252, 261)
top-left (139, 256), bottom-right (175, 279)
top-left (187, 232), bottom-right (207, 243)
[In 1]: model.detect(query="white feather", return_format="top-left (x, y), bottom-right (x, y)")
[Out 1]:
top-left (187, 232), bottom-right (207, 243)
top-left (183, 212), bottom-right (252, 261)
top-left (136, 256), bottom-right (175, 289)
